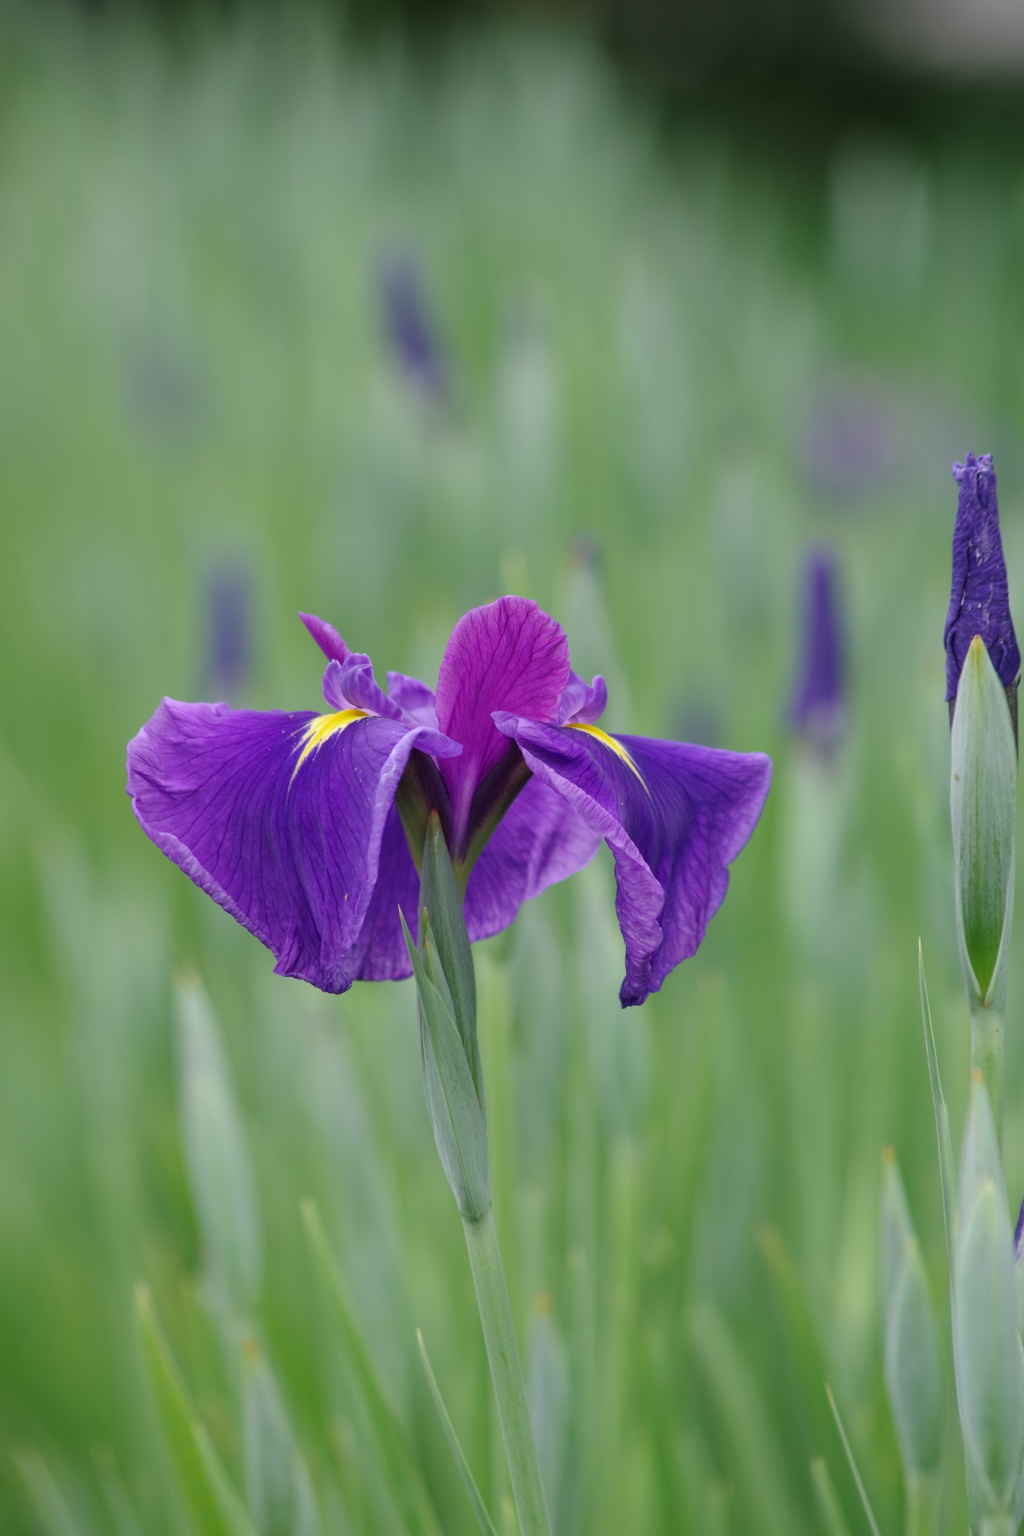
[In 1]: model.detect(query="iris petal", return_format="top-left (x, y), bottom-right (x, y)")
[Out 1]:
top-left (494, 712), bottom-right (771, 1006)
top-left (127, 699), bottom-right (459, 993)
top-left (436, 596), bottom-right (570, 851)
top-left (464, 776), bottom-right (601, 942)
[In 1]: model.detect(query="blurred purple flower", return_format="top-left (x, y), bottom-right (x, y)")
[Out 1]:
top-left (127, 597), bottom-right (771, 1007)
top-left (804, 382), bottom-right (897, 494)
top-left (1015, 1195), bottom-right (1024, 1259)
top-left (790, 548), bottom-right (845, 752)
top-left (378, 252), bottom-right (447, 399)
top-left (944, 452), bottom-right (1020, 705)
top-left (204, 566), bottom-right (251, 703)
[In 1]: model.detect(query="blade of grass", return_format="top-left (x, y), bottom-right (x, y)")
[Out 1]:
top-left (301, 1200), bottom-right (442, 1536)
top-left (133, 1284), bottom-right (257, 1536)
top-left (810, 1457), bottom-right (853, 1536)
top-left (825, 1385), bottom-right (882, 1536)
top-left (417, 1328), bottom-right (499, 1536)
top-left (12, 1447), bottom-right (84, 1536)
top-left (919, 942), bottom-right (958, 1269)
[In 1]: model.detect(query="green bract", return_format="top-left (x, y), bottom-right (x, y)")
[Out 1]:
top-left (953, 1082), bottom-right (1024, 1521)
top-left (950, 635), bottom-right (1016, 1009)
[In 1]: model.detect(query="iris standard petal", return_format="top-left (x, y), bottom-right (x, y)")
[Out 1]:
top-left (386, 671), bottom-right (439, 729)
top-left (127, 699), bottom-right (459, 993)
top-left (557, 671), bottom-right (608, 726)
top-left (463, 776), bottom-right (601, 942)
top-left (436, 596), bottom-right (570, 849)
top-left (494, 714), bottom-right (771, 1006)
top-left (323, 655), bottom-right (404, 720)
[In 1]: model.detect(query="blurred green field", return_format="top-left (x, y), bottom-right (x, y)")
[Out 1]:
top-left (2, 5), bottom-right (1024, 1532)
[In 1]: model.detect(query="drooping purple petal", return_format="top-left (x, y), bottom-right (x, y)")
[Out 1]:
top-left (1015, 1195), bottom-right (1024, 1260)
top-left (127, 699), bottom-right (458, 993)
top-left (945, 453), bottom-right (1020, 702)
top-left (790, 548), bottom-right (845, 750)
top-left (464, 776), bottom-right (601, 942)
top-left (300, 612), bottom-right (351, 667)
top-left (494, 714), bottom-right (771, 1006)
top-left (436, 596), bottom-right (570, 851)
top-left (386, 671), bottom-right (439, 729)
top-left (557, 672), bottom-right (608, 726)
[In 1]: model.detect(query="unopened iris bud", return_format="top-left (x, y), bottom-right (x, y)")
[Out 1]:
top-left (953, 1079), bottom-right (1024, 1526)
top-left (378, 249), bottom-right (447, 401)
top-left (945, 453), bottom-right (1020, 736)
top-left (880, 1151), bottom-right (943, 1491)
top-left (790, 548), bottom-right (845, 755)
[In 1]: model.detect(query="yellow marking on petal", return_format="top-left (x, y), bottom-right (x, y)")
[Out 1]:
top-left (567, 722), bottom-right (649, 792)
top-left (291, 709), bottom-right (370, 782)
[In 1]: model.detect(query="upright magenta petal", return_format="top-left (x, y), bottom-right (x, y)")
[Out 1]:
top-left (127, 700), bottom-right (458, 992)
top-left (464, 776), bottom-right (601, 942)
top-left (495, 714), bottom-right (771, 1006)
top-left (436, 596), bottom-right (570, 848)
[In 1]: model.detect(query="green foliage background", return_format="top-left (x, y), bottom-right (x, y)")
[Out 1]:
top-left (0, 5), bottom-right (1020, 1531)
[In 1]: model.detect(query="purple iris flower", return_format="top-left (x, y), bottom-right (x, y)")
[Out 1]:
top-left (378, 252), bottom-right (447, 399)
top-left (790, 548), bottom-right (845, 752)
top-left (944, 453), bottom-right (1020, 705)
top-left (127, 597), bottom-right (771, 1007)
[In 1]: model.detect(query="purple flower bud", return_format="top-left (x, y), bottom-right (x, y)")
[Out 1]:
top-left (204, 566), bottom-right (251, 704)
top-left (1015, 1194), bottom-right (1024, 1260)
top-left (790, 548), bottom-right (845, 753)
top-left (944, 453), bottom-right (1019, 706)
top-left (378, 251), bottom-right (446, 399)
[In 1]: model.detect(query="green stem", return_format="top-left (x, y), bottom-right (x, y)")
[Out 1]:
top-left (970, 1003), bottom-right (1004, 1145)
top-left (904, 1471), bottom-right (940, 1536)
top-left (462, 1208), bottom-right (552, 1536)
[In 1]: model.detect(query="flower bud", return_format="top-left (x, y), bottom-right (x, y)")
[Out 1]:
top-left (945, 454), bottom-right (1020, 727)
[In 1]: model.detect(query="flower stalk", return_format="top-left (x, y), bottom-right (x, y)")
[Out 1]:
top-left (404, 812), bottom-right (552, 1536)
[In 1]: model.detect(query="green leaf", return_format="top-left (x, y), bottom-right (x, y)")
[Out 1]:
top-left (918, 944), bottom-right (958, 1270)
top-left (401, 910), bottom-right (490, 1220)
top-left (300, 1201), bottom-right (443, 1536)
top-left (241, 1338), bottom-right (322, 1536)
top-left (416, 1328), bottom-right (499, 1536)
top-left (13, 1447), bottom-right (85, 1536)
top-left (134, 1284), bottom-right (257, 1536)
top-left (174, 972), bottom-right (262, 1312)
top-left (809, 1457), bottom-right (852, 1536)
top-left (687, 1302), bottom-right (808, 1536)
